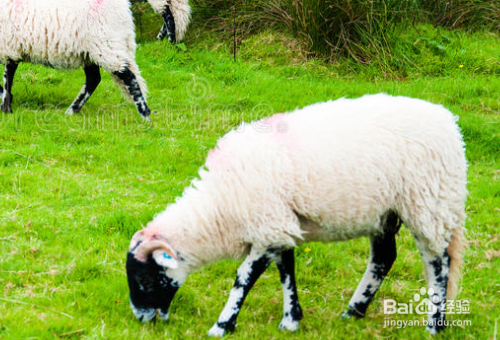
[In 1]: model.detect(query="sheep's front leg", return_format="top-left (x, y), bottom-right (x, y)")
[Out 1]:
top-left (1, 60), bottom-right (19, 113)
top-left (66, 64), bottom-right (101, 115)
top-left (208, 248), bottom-right (276, 337)
top-left (275, 248), bottom-right (303, 331)
top-left (157, 6), bottom-right (176, 43)
top-left (343, 212), bottom-right (400, 318)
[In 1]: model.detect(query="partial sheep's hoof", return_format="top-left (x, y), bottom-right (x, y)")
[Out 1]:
top-left (341, 311), bottom-right (351, 320)
top-left (279, 317), bottom-right (299, 332)
top-left (342, 308), bottom-right (365, 320)
top-left (1, 96), bottom-right (13, 113)
top-left (208, 324), bottom-right (226, 337)
top-left (426, 326), bottom-right (437, 335)
top-left (426, 324), bottom-right (445, 335)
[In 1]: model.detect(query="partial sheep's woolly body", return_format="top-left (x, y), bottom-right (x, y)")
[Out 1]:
top-left (0, 0), bottom-right (147, 98)
top-left (149, 94), bottom-right (467, 272)
top-left (146, 0), bottom-right (191, 41)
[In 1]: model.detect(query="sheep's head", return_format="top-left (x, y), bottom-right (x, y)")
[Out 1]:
top-left (126, 230), bottom-right (186, 322)
top-left (156, 0), bottom-right (191, 43)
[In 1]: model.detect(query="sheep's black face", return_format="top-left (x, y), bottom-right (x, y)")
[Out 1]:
top-left (126, 252), bottom-right (179, 322)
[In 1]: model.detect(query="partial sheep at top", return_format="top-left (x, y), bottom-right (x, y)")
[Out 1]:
top-left (125, 94), bottom-right (468, 336)
top-left (0, 0), bottom-right (150, 118)
top-left (135, 0), bottom-right (191, 42)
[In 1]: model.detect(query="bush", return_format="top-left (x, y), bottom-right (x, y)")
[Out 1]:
top-left (420, 0), bottom-right (500, 31)
top-left (263, 0), bottom-right (417, 62)
top-left (138, 0), bottom-right (500, 62)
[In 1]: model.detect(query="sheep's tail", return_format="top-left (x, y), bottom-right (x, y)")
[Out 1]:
top-left (447, 225), bottom-right (466, 300)
top-left (112, 61), bottom-right (148, 103)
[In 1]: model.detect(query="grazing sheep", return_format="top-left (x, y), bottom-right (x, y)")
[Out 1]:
top-left (126, 94), bottom-right (467, 336)
top-left (0, 0), bottom-right (150, 118)
top-left (134, 0), bottom-right (191, 42)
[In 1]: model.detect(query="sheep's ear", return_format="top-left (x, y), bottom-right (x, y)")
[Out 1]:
top-left (152, 249), bottom-right (178, 269)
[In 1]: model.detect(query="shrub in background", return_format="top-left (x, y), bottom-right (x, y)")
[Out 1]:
top-left (134, 0), bottom-right (499, 63)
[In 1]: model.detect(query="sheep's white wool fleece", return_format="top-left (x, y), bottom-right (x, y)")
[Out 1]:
top-left (147, 0), bottom-right (191, 41)
top-left (0, 0), bottom-right (146, 96)
top-left (150, 94), bottom-right (467, 267)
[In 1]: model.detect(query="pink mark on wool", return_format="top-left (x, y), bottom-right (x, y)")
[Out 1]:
top-left (206, 138), bottom-right (234, 170)
top-left (206, 148), bottom-right (226, 169)
top-left (13, 0), bottom-right (24, 14)
top-left (263, 113), bottom-right (284, 126)
top-left (259, 113), bottom-right (297, 151)
top-left (260, 113), bottom-right (290, 135)
top-left (93, 0), bottom-right (105, 11)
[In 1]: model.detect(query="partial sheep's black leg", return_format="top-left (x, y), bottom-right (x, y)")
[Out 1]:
top-left (157, 6), bottom-right (176, 43)
top-left (275, 248), bottom-right (303, 331)
top-left (113, 67), bottom-right (150, 119)
top-left (1, 60), bottom-right (19, 113)
top-left (415, 239), bottom-right (450, 334)
top-left (343, 211), bottom-right (400, 318)
top-left (208, 248), bottom-right (278, 337)
top-left (66, 64), bottom-right (101, 115)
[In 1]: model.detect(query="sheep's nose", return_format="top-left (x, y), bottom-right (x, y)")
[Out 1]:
top-left (158, 308), bottom-right (170, 321)
top-left (130, 302), bottom-right (156, 322)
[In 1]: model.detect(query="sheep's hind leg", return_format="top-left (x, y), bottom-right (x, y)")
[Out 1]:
top-left (343, 212), bottom-right (400, 318)
top-left (113, 67), bottom-right (150, 119)
top-left (208, 247), bottom-right (279, 337)
top-left (275, 248), bottom-right (303, 331)
top-left (1, 60), bottom-right (19, 113)
top-left (157, 6), bottom-right (176, 43)
top-left (415, 239), bottom-right (450, 334)
top-left (66, 64), bottom-right (101, 115)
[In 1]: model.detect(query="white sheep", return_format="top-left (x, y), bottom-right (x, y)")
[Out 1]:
top-left (137, 0), bottom-right (191, 42)
top-left (0, 0), bottom-right (150, 118)
top-left (126, 94), bottom-right (467, 336)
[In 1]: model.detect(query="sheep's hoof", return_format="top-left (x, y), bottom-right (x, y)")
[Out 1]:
top-left (1, 95), bottom-right (13, 113)
top-left (208, 324), bottom-right (226, 337)
top-left (1, 105), bottom-right (12, 113)
top-left (426, 323), bottom-right (445, 335)
top-left (341, 311), bottom-right (351, 320)
top-left (65, 107), bottom-right (79, 115)
top-left (279, 317), bottom-right (299, 332)
top-left (341, 308), bottom-right (364, 320)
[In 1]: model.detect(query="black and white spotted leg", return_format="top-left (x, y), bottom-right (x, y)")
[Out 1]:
top-left (343, 212), bottom-right (400, 318)
top-left (415, 239), bottom-right (450, 334)
top-left (157, 6), bottom-right (176, 43)
top-left (275, 248), bottom-right (303, 331)
top-left (113, 67), bottom-right (150, 119)
top-left (1, 60), bottom-right (19, 113)
top-left (208, 247), bottom-right (277, 337)
top-left (66, 64), bottom-right (101, 115)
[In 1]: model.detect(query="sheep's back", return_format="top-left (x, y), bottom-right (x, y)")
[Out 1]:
top-left (0, 0), bottom-right (136, 70)
top-left (282, 94), bottom-right (467, 241)
top-left (203, 94), bottom-right (466, 246)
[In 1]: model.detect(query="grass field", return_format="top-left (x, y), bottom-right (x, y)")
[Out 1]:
top-left (0, 13), bottom-right (499, 340)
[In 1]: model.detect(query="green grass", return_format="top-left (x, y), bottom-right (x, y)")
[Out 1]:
top-left (0, 20), bottom-right (499, 340)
